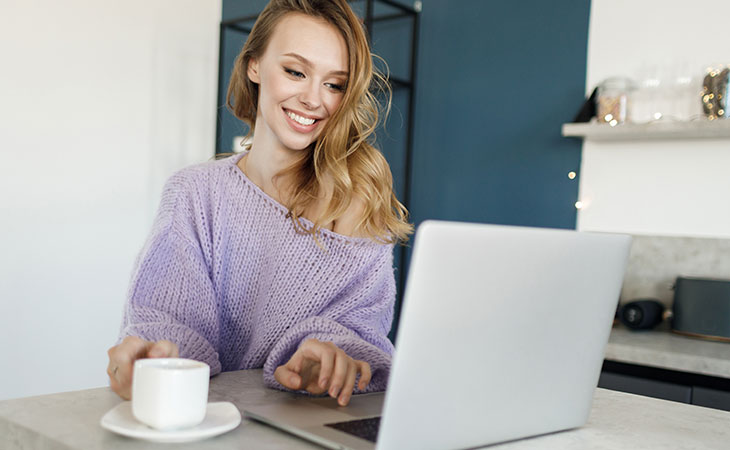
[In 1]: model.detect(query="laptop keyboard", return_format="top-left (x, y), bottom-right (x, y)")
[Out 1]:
top-left (325, 416), bottom-right (381, 443)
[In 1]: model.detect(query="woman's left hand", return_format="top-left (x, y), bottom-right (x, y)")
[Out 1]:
top-left (274, 338), bottom-right (372, 406)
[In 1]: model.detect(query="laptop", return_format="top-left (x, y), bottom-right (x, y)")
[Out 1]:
top-left (245, 220), bottom-right (631, 450)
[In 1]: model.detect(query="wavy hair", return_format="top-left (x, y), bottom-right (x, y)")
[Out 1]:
top-left (226, 0), bottom-right (412, 244)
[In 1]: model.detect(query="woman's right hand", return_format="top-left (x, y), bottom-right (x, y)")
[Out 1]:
top-left (106, 336), bottom-right (179, 400)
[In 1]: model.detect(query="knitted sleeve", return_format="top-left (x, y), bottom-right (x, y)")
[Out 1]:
top-left (263, 243), bottom-right (396, 393)
top-left (118, 173), bottom-right (222, 375)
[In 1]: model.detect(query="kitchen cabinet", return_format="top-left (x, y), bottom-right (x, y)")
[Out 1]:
top-left (599, 362), bottom-right (730, 412)
top-left (693, 387), bottom-right (730, 411)
top-left (602, 326), bottom-right (730, 411)
top-left (598, 371), bottom-right (692, 404)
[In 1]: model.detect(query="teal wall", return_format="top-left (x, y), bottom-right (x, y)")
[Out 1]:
top-left (406, 0), bottom-right (588, 229)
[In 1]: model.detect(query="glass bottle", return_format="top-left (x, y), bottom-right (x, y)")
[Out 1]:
top-left (596, 77), bottom-right (635, 126)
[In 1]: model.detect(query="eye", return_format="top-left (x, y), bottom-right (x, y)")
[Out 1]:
top-left (326, 82), bottom-right (346, 92)
top-left (284, 68), bottom-right (304, 78)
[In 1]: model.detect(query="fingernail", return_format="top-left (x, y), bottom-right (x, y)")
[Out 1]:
top-left (330, 386), bottom-right (340, 397)
top-left (320, 378), bottom-right (328, 389)
top-left (339, 394), bottom-right (349, 406)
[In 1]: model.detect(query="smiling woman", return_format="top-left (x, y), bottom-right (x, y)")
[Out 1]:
top-left (107, 0), bottom-right (412, 408)
top-left (242, 13), bottom-right (350, 177)
top-left (227, 1), bottom-right (410, 240)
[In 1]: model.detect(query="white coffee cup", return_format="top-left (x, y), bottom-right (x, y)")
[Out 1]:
top-left (131, 358), bottom-right (210, 430)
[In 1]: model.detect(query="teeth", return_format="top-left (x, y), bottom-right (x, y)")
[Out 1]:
top-left (286, 110), bottom-right (316, 126)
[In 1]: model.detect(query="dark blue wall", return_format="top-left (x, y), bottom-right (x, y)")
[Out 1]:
top-left (408, 0), bottom-right (588, 229)
top-left (218, 0), bottom-right (269, 151)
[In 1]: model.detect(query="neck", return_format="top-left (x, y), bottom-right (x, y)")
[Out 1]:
top-left (240, 116), bottom-right (305, 203)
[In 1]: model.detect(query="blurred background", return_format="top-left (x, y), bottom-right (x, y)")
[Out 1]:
top-left (1, 0), bottom-right (728, 401)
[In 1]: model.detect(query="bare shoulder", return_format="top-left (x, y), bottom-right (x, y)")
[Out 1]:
top-left (333, 195), bottom-right (368, 238)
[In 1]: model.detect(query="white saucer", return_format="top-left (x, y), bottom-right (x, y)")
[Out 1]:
top-left (101, 401), bottom-right (241, 443)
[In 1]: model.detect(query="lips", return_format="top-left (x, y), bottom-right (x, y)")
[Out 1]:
top-left (283, 108), bottom-right (321, 133)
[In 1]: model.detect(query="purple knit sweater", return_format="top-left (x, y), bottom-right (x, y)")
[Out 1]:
top-left (119, 153), bottom-right (396, 392)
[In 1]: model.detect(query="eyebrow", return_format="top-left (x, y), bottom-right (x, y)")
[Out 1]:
top-left (282, 52), bottom-right (348, 77)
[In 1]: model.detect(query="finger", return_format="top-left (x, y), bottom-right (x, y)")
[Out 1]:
top-left (289, 348), bottom-right (305, 373)
top-left (293, 340), bottom-right (330, 390)
top-left (338, 362), bottom-right (358, 406)
top-left (121, 335), bottom-right (152, 357)
top-left (108, 375), bottom-right (131, 400)
top-left (148, 340), bottom-right (178, 358)
top-left (329, 349), bottom-right (348, 398)
top-left (357, 361), bottom-right (372, 391)
top-left (316, 346), bottom-right (335, 390)
top-left (108, 337), bottom-right (152, 390)
top-left (274, 364), bottom-right (302, 390)
top-left (107, 337), bottom-right (149, 400)
top-left (288, 344), bottom-right (329, 394)
top-left (110, 336), bottom-right (147, 369)
top-left (298, 339), bottom-right (331, 367)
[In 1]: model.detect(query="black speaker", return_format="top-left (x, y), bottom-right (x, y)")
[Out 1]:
top-left (618, 300), bottom-right (666, 330)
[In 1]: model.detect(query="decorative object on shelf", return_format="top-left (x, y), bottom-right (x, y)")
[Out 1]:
top-left (702, 65), bottom-right (729, 120)
top-left (631, 63), bottom-right (702, 123)
top-left (672, 276), bottom-right (730, 342)
top-left (631, 65), bottom-right (664, 124)
top-left (617, 299), bottom-right (667, 330)
top-left (596, 77), bottom-right (636, 126)
top-left (564, 63), bottom-right (730, 139)
top-left (572, 87), bottom-right (597, 123)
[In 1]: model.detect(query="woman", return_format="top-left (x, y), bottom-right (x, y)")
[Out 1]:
top-left (107, 0), bottom-right (411, 407)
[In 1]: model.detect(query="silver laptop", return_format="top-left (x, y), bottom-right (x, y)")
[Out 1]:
top-left (245, 220), bottom-right (631, 450)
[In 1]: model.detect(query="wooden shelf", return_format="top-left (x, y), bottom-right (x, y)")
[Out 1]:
top-left (562, 119), bottom-right (730, 141)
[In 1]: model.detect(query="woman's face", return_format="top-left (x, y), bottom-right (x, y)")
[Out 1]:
top-left (248, 13), bottom-right (348, 152)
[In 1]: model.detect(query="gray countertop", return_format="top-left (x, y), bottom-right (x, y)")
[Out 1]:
top-left (2, 369), bottom-right (730, 450)
top-left (605, 325), bottom-right (730, 378)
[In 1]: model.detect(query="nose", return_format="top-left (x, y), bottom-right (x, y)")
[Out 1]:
top-left (298, 80), bottom-right (321, 110)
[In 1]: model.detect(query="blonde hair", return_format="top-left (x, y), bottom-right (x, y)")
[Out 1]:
top-left (226, 0), bottom-right (412, 244)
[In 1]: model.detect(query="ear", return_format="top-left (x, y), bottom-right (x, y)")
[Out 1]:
top-left (247, 58), bottom-right (261, 84)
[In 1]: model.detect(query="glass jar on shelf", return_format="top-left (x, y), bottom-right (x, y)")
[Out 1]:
top-left (702, 64), bottom-right (729, 120)
top-left (596, 77), bottom-right (636, 126)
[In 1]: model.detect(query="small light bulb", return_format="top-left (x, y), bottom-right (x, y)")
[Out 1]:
top-left (605, 114), bottom-right (614, 122)
top-left (653, 112), bottom-right (662, 120)
top-left (609, 119), bottom-right (618, 127)
top-left (568, 171), bottom-right (576, 180)
top-left (575, 201), bottom-right (584, 209)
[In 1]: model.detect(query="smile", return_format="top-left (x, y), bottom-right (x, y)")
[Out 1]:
top-left (285, 110), bottom-right (317, 126)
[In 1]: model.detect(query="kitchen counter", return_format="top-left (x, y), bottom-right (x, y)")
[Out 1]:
top-left (1, 369), bottom-right (729, 450)
top-left (605, 325), bottom-right (730, 378)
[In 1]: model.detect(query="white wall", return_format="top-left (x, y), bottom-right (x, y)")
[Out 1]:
top-left (0, 0), bottom-right (221, 400)
top-left (578, 0), bottom-right (730, 238)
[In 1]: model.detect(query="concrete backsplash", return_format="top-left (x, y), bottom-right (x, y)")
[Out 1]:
top-left (620, 235), bottom-right (730, 307)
